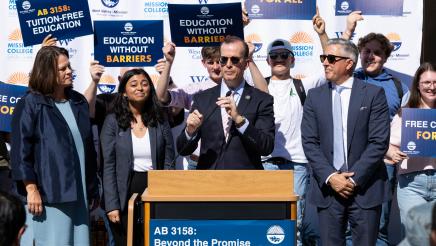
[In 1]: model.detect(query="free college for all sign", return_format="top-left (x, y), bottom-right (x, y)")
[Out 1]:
top-left (94, 20), bottom-right (163, 67)
top-left (246, 0), bottom-right (316, 20)
top-left (16, 0), bottom-right (93, 46)
top-left (401, 108), bottom-right (436, 158)
top-left (0, 82), bottom-right (28, 132)
top-left (335, 0), bottom-right (403, 16)
top-left (168, 3), bottom-right (244, 47)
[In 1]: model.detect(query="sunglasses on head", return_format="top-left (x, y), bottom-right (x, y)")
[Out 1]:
top-left (320, 54), bottom-right (350, 64)
top-left (269, 52), bottom-right (293, 60)
top-left (219, 56), bottom-right (242, 66)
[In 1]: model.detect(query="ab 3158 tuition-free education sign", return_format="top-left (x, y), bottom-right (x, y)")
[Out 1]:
top-left (16, 0), bottom-right (93, 46)
top-left (94, 20), bottom-right (163, 67)
top-left (168, 3), bottom-right (244, 47)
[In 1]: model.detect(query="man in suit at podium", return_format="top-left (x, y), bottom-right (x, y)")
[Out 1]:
top-left (177, 36), bottom-right (275, 170)
top-left (301, 38), bottom-right (390, 245)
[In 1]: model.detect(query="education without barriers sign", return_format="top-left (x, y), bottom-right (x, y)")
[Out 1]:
top-left (168, 3), bottom-right (244, 47)
top-left (94, 20), bottom-right (163, 67)
top-left (16, 0), bottom-right (93, 46)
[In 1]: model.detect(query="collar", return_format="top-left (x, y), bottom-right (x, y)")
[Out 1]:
top-left (220, 80), bottom-right (245, 96)
top-left (331, 76), bottom-right (354, 90)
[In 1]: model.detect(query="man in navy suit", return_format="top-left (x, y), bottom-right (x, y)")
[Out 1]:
top-left (177, 36), bottom-right (275, 169)
top-left (301, 38), bottom-right (390, 245)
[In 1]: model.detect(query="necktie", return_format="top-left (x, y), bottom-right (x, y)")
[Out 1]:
top-left (222, 91), bottom-right (233, 142)
top-left (333, 86), bottom-right (346, 171)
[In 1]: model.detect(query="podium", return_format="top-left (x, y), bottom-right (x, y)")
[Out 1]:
top-left (131, 170), bottom-right (298, 246)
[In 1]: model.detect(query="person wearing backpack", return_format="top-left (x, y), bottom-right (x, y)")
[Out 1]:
top-left (261, 38), bottom-right (327, 245)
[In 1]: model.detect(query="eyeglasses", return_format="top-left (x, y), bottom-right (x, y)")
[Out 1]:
top-left (219, 56), bottom-right (242, 66)
top-left (419, 80), bottom-right (436, 88)
top-left (269, 52), bottom-right (293, 60)
top-left (320, 54), bottom-right (350, 64)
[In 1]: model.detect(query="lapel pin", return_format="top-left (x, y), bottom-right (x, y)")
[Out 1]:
top-left (245, 95), bottom-right (251, 100)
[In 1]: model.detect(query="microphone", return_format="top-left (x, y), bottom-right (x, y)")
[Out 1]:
top-left (170, 90), bottom-right (232, 167)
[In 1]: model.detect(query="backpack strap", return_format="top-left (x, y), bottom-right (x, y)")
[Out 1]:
top-left (292, 78), bottom-right (306, 106)
top-left (264, 77), bottom-right (306, 106)
top-left (392, 76), bottom-right (404, 102)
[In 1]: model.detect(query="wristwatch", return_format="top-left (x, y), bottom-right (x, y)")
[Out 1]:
top-left (235, 115), bottom-right (246, 128)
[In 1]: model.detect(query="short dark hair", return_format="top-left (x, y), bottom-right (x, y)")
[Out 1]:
top-left (29, 46), bottom-right (70, 95)
top-left (0, 191), bottom-right (26, 246)
top-left (201, 46), bottom-right (220, 60)
top-left (221, 35), bottom-right (249, 58)
top-left (358, 33), bottom-right (394, 58)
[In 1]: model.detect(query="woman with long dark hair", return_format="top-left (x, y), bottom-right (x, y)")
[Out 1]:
top-left (385, 62), bottom-right (436, 225)
top-left (101, 68), bottom-right (175, 245)
top-left (10, 46), bottom-right (99, 245)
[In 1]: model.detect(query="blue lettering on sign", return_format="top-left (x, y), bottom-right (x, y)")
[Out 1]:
top-left (189, 76), bottom-right (208, 83)
top-left (198, 0), bottom-right (208, 4)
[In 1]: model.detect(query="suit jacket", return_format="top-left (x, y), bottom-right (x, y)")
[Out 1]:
top-left (11, 90), bottom-right (98, 203)
top-left (101, 114), bottom-right (175, 212)
top-left (177, 82), bottom-right (275, 169)
top-left (301, 78), bottom-right (390, 209)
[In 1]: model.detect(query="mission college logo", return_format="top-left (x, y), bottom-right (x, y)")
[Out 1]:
top-left (266, 225), bottom-right (285, 244)
top-left (101, 0), bottom-right (119, 8)
top-left (245, 33), bottom-right (264, 61)
top-left (386, 33), bottom-right (409, 61)
top-left (386, 33), bottom-right (402, 51)
top-left (7, 72), bottom-right (29, 85)
top-left (290, 32), bottom-right (315, 61)
top-left (7, 29), bottom-right (33, 58)
top-left (97, 75), bottom-right (117, 94)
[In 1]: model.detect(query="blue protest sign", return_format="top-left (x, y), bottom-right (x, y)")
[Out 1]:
top-left (0, 82), bottom-right (28, 132)
top-left (168, 3), bottom-right (244, 47)
top-left (16, 0), bottom-right (93, 46)
top-left (150, 220), bottom-right (295, 245)
top-left (401, 108), bottom-right (436, 158)
top-left (94, 20), bottom-right (163, 67)
top-left (335, 0), bottom-right (403, 16)
top-left (246, 0), bottom-right (315, 20)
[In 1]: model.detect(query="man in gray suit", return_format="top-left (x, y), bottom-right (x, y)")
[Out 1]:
top-left (301, 38), bottom-right (390, 245)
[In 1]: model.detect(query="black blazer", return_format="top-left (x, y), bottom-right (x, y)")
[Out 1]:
top-left (301, 79), bottom-right (391, 209)
top-left (177, 82), bottom-right (275, 169)
top-left (101, 114), bottom-right (175, 212)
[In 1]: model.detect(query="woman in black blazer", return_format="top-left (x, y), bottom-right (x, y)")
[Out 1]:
top-left (101, 68), bottom-right (175, 245)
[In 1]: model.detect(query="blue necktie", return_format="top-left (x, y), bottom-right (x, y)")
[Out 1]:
top-left (333, 86), bottom-right (346, 171)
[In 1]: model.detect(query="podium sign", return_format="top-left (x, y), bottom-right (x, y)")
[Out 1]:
top-left (151, 220), bottom-right (294, 245)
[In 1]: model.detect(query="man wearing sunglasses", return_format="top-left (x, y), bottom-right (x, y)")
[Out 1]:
top-left (176, 35), bottom-right (275, 170)
top-left (301, 38), bottom-right (390, 245)
top-left (261, 38), bottom-right (327, 245)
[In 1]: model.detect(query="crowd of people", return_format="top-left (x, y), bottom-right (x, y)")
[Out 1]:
top-left (0, 9), bottom-right (435, 246)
